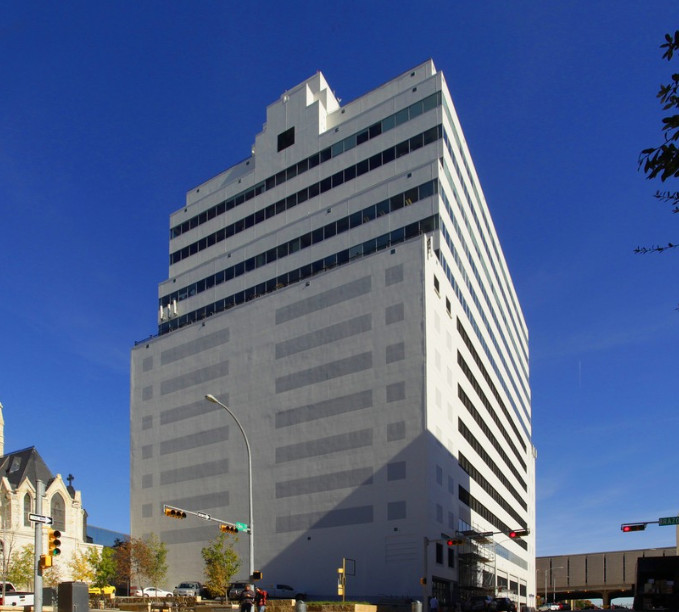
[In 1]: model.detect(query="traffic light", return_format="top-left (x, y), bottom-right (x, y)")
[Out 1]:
top-left (446, 538), bottom-right (466, 546)
top-left (252, 571), bottom-right (263, 581)
top-left (48, 529), bottom-right (62, 556)
top-left (420, 577), bottom-right (427, 585)
top-left (622, 523), bottom-right (646, 532)
top-left (508, 528), bottom-right (530, 539)
top-left (220, 524), bottom-right (239, 534)
top-left (164, 506), bottom-right (187, 519)
top-left (39, 554), bottom-right (52, 570)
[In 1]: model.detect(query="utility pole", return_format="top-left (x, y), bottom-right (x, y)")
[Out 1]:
top-left (33, 480), bottom-right (44, 612)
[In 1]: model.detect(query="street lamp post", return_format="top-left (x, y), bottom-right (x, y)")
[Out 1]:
top-left (205, 394), bottom-right (254, 578)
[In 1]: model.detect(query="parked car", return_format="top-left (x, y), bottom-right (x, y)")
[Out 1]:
top-left (89, 585), bottom-right (116, 597)
top-left (0, 583), bottom-right (35, 607)
top-left (228, 583), bottom-right (252, 601)
top-left (262, 584), bottom-right (306, 600)
top-left (493, 598), bottom-right (516, 612)
top-left (173, 582), bottom-right (203, 597)
top-left (141, 587), bottom-right (173, 598)
top-left (468, 596), bottom-right (496, 611)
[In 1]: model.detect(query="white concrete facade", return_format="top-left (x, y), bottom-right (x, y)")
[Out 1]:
top-left (130, 61), bottom-right (535, 606)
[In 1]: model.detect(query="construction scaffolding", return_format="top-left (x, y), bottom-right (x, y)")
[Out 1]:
top-left (457, 527), bottom-right (496, 602)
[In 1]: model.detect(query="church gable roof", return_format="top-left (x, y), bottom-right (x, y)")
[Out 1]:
top-left (0, 446), bottom-right (54, 490)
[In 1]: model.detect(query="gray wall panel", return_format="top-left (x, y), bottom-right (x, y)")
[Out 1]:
top-left (160, 426), bottom-right (229, 455)
top-left (161, 328), bottom-right (230, 365)
top-left (275, 352), bottom-right (372, 393)
top-left (276, 429), bottom-right (373, 463)
top-left (275, 314), bottom-right (372, 358)
top-left (275, 276), bottom-right (372, 324)
top-left (386, 381), bottom-right (405, 402)
top-left (160, 361), bottom-right (229, 395)
top-left (161, 398), bottom-right (226, 425)
top-left (385, 303), bottom-right (405, 324)
top-left (160, 459), bottom-right (228, 485)
top-left (165, 492), bottom-right (230, 511)
top-left (385, 264), bottom-right (404, 286)
top-left (387, 461), bottom-right (406, 480)
top-left (276, 505), bottom-right (374, 533)
top-left (276, 467), bottom-right (373, 498)
top-left (387, 501), bottom-right (407, 520)
top-left (386, 342), bottom-right (405, 364)
top-left (161, 525), bottom-right (219, 545)
top-left (387, 421), bottom-right (406, 441)
top-left (275, 390), bottom-right (372, 428)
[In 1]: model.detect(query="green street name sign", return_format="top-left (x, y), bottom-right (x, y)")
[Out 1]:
top-left (235, 522), bottom-right (249, 531)
top-left (658, 516), bottom-right (679, 526)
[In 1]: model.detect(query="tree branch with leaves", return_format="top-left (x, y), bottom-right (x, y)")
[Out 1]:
top-left (637, 30), bottom-right (679, 255)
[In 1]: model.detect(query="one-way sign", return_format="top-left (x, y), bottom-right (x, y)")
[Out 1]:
top-left (28, 513), bottom-right (53, 525)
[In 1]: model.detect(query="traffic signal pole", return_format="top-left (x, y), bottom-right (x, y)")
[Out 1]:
top-left (163, 504), bottom-right (250, 534)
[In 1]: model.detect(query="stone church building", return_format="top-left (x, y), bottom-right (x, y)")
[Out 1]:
top-left (0, 402), bottom-right (103, 585)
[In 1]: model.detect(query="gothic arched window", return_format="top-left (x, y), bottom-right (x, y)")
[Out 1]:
top-left (23, 494), bottom-right (32, 527)
top-left (50, 494), bottom-right (65, 532)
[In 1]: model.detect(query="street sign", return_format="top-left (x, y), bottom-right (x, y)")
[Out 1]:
top-left (659, 516), bottom-right (679, 526)
top-left (28, 513), bottom-right (53, 525)
top-left (196, 511), bottom-right (211, 520)
top-left (235, 522), bottom-right (249, 531)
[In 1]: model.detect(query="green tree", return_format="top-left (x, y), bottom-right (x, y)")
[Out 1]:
top-left (112, 538), bottom-right (133, 590)
top-left (144, 534), bottom-right (168, 587)
top-left (637, 30), bottom-right (679, 255)
top-left (201, 532), bottom-right (241, 599)
top-left (43, 563), bottom-right (63, 589)
top-left (113, 536), bottom-right (168, 589)
top-left (69, 548), bottom-right (97, 583)
top-left (6, 545), bottom-right (34, 590)
top-left (94, 547), bottom-right (117, 587)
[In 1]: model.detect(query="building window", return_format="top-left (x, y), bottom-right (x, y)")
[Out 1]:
top-left (50, 494), bottom-right (65, 532)
top-left (433, 275), bottom-right (440, 295)
top-left (23, 494), bottom-right (32, 526)
top-left (435, 542), bottom-right (443, 564)
top-left (277, 127), bottom-right (295, 152)
top-left (448, 547), bottom-right (455, 568)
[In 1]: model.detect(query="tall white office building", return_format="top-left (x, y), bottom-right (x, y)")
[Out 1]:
top-left (130, 60), bottom-right (535, 607)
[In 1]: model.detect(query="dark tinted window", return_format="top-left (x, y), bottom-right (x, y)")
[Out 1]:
top-left (277, 127), bottom-right (295, 151)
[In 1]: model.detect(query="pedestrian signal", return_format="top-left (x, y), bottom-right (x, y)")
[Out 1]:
top-left (39, 554), bottom-right (52, 570)
top-left (220, 524), bottom-right (239, 533)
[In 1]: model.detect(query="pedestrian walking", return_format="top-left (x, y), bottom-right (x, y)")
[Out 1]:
top-left (430, 595), bottom-right (439, 612)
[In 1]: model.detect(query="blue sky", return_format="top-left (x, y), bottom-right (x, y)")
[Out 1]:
top-left (1, 2), bottom-right (677, 556)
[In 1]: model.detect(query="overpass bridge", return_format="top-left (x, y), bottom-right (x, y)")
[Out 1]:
top-left (537, 547), bottom-right (677, 606)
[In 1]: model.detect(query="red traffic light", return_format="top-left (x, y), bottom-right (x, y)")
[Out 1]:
top-left (508, 528), bottom-right (530, 539)
top-left (621, 523), bottom-right (646, 532)
top-left (446, 538), bottom-right (465, 546)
